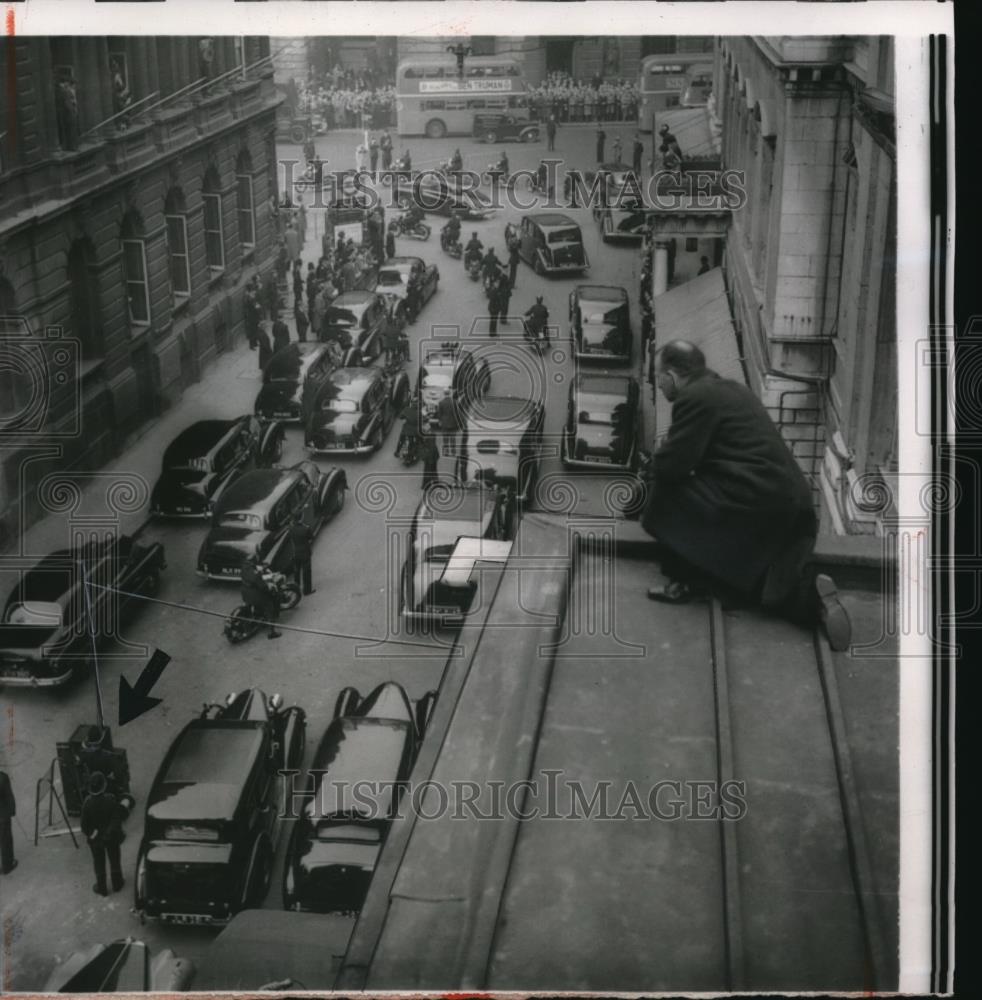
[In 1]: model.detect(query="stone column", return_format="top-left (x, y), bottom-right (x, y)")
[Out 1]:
top-left (652, 240), bottom-right (670, 297)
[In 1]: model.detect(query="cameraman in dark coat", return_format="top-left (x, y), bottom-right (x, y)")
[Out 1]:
top-left (642, 340), bottom-right (850, 649)
top-left (80, 771), bottom-right (125, 895)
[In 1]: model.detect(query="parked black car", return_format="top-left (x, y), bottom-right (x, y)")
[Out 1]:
top-left (135, 689), bottom-right (306, 926)
top-left (562, 372), bottom-right (641, 472)
top-left (321, 291), bottom-right (390, 361)
top-left (282, 682), bottom-right (436, 914)
top-left (150, 416), bottom-right (284, 518)
top-left (416, 342), bottom-right (491, 433)
top-left (196, 461), bottom-right (347, 581)
top-left (0, 536), bottom-right (165, 687)
top-left (596, 206), bottom-right (648, 244)
top-left (472, 113), bottom-right (540, 144)
top-left (254, 342), bottom-right (347, 423)
top-left (304, 366), bottom-right (411, 455)
top-left (375, 256), bottom-right (440, 323)
top-left (569, 284), bottom-right (633, 363)
top-left (400, 484), bottom-right (515, 624)
top-left (516, 213), bottom-right (589, 276)
top-left (43, 939), bottom-right (194, 992)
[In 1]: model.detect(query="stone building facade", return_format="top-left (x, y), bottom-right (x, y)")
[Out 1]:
top-left (0, 36), bottom-right (281, 547)
top-left (714, 36), bottom-right (896, 534)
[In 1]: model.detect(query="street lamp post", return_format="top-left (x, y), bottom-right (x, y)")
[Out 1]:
top-left (446, 42), bottom-right (473, 79)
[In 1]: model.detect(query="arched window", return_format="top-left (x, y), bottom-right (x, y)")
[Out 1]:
top-left (68, 238), bottom-right (104, 359)
top-left (236, 150), bottom-right (255, 248)
top-left (121, 210), bottom-right (150, 326)
top-left (164, 186), bottom-right (191, 299)
top-left (202, 167), bottom-right (225, 271)
top-left (0, 276), bottom-right (14, 318)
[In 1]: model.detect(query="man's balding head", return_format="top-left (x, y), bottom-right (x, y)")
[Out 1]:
top-left (659, 340), bottom-right (707, 377)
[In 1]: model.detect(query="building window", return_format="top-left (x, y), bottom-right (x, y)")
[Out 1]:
top-left (236, 151), bottom-right (255, 248)
top-left (203, 168), bottom-right (225, 271)
top-left (164, 187), bottom-right (191, 299)
top-left (685, 237), bottom-right (698, 252)
top-left (121, 210), bottom-right (150, 327)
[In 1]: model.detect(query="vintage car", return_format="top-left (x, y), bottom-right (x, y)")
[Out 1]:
top-left (150, 416), bottom-right (284, 518)
top-left (457, 394), bottom-right (545, 500)
top-left (400, 484), bottom-right (515, 624)
top-left (569, 284), bottom-right (633, 363)
top-left (597, 206), bottom-right (648, 243)
top-left (282, 682), bottom-right (436, 915)
top-left (321, 291), bottom-right (390, 361)
top-left (196, 461), bottom-right (346, 581)
top-left (135, 689), bottom-right (306, 926)
top-left (561, 372), bottom-right (641, 472)
top-left (416, 343), bottom-right (491, 433)
top-left (394, 176), bottom-right (495, 220)
top-left (43, 938), bottom-right (194, 993)
top-left (516, 212), bottom-right (590, 276)
top-left (254, 342), bottom-right (348, 423)
top-left (0, 536), bottom-right (165, 687)
top-left (304, 365), bottom-right (411, 456)
top-left (576, 162), bottom-right (643, 210)
top-left (472, 112), bottom-right (540, 144)
top-left (374, 256), bottom-right (440, 322)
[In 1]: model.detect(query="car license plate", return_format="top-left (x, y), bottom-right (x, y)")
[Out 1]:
top-left (163, 913), bottom-right (213, 925)
top-left (589, 456), bottom-right (614, 464)
top-left (176, 506), bottom-right (192, 513)
top-left (1, 662), bottom-right (32, 678)
top-left (220, 567), bottom-right (238, 576)
top-left (273, 411), bottom-right (292, 418)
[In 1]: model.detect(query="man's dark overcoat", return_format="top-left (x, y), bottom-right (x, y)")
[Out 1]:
top-left (642, 370), bottom-right (816, 599)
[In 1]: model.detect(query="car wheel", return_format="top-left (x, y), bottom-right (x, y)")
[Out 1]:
top-left (270, 433), bottom-right (284, 464)
top-left (280, 582), bottom-right (302, 611)
top-left (369, 424), bottom-right (384, 453)
top-left (425, 118), bottom-right (447, 139)
top-left (485, 130), bottom-right (498, 144)
top-left (534, 255), bottom-right (545, 276)
top-left (524, 130), bottom-right (539, 143)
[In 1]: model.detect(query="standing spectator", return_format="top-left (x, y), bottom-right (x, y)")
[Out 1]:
top-left (546, 115), bottom-right (557, 152)
top-left (382, 312), bottom-right (403, 366)
top-left (295, 300), bottom-right (310, 343)
top-left (596, 126), bottom-right (606, 163)
top-left (355, 142), bottom-right (368, 173)
top-left (55, 75), bottom-right (80, 151)
top-left (498, 275), bottom-right (513, 325)
top-left (420, 433), bottom-right (440, 493)
top-left (369, 136), bottom-right (380, 176)
top-left (272, 315), bottom-right (291, 354)
top-left (380, 130), bottom-right (393, 170)
top-left (256, 322), bottom-right (273, 370)
top-left (385, 224), bottom-right (397, 261)
top-left (275, 240), bottom-right (291, 289)
top-left (306, 264), bottom-right (318, 315)
top-left (292, 261), bottom-right (304, 308)
top-left (487, 281), bottom-right (502, 337)
top-left (508, 238), bottom-right (521, 288)
top-left (633, 133), bottom-right (644, 175)
top-left (612, 135), bottom-right (623, 164)
top-left (289, 519), bottom-right (315, 596)
top-left (262, 270), bottom-right (280, 319)
top-left (436, 394), bottom-right (459, 457)
top-left (80, 771), bottom-right (125, 896)
top-left (285, 222), bottom-right (301, 264)
top-left (244, 284), bottom-right (259, 349)
top-left (0, 765), bottom-right (16, 874)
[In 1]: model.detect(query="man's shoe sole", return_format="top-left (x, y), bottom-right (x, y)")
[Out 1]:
top-left (816, 573), bottom-right (851, 651)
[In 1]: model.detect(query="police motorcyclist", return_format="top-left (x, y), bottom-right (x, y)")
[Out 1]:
top-left (464, 233), bottom-right (484, 269)
top-left (395, 396), bottom-right (422, 460)
top-left (481, 247), bottom-right (501, 283)
top-left (450, 148), bottom-right (464, 173)
top-left (441, 211), bottom-right (462, 250)
top-left (240, 554), bottom-right (281, 640)
top-left (397, 149), bottom-right (412, 172)
top-left (524, 296), bottom-right (551, 346)
top-left (493, 150), bottom-right (510, 176)
top-left (401, 202), bottom-right (425, 231)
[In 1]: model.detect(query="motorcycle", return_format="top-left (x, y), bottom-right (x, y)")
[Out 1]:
top-left (223, 570), bottom-right (301, 644)
top-left (440, 228), bottom-right (463, 259)
top-left (523, 323), bottom-right (550, 355)
top-left (484, 162), bottom-right (512, 187)
top-left (466, 257), bottom-right (482, 281)
top-left (398, 434), bottom-right (420, 467)
top-left (394, 214), bottom-right (431, 241)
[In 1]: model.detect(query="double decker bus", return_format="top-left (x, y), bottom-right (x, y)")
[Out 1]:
top-left (395, 56), bottom-right (531, 138)
top-left (638, 53), bottom-right (714, 130)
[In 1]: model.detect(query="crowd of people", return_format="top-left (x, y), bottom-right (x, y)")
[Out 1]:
top-left (295, 72), bottom-right (397, 130)
top-left (528, 71), bottom-right (640, 124)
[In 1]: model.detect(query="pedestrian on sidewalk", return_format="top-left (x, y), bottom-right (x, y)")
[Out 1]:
top-left (272, 316), bottom-right (291, 354)
top-left (369, 136), bottom-right (380, 176)
top-left (262, 270), bottom-right (280, 320)
top-left (508, 238), bottom-right (520, 288)
top-left (293, 261), bottom-right (304, 308)
top-left (420, 433), bottom-right (440, 492)
top-left (436, 394), bottom-right (460, 458)
top-left (498, 275), bottom-right (513, 324)
top-left (306, 264), bottom-right (317, 314)
top-left (289, 519), bottom-right (315, 596)
top-left (546, 115), bottom-right (557, 151)
top-left (80, 771), bottom-right (125, 896)
top-left (385, 225), bottom-right (396, 261)
top-left (0, 766), bottom-right (17, 875)
top-left (295, 301), bottom-right (310, 343)
top-left (596, 126), bottom-right (606, 163)
top-left (256, 323), bottom-right (273, 370)
top-left (380, 130), bottom-right (393, 170)
top-left (285, 222), bottom-right (301, 264)
top-left (633, 132), bottom-right (644, 175)
top-left (488, 281), bottom-right (502, 337)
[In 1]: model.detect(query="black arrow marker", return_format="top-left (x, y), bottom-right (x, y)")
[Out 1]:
top-left (118, 648), bottom-right (171, 726)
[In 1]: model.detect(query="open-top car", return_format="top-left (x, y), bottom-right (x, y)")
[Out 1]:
top-left (0, 535), bottom-right (165, 687)
top-left (321, 291), bottom-right (389, 361)
top-left (282, 682), bottom-right (436, 915)
top-left (569, 284), bottom-right (633, 363)
top-left (254, 342), bottom-right (349, 423)
top-left (374, 256), bottom-right (439, 323)
top-left (150, 416), bottom-right (284, 518)
top-left (579, 162), bottom-right (643, 210)
top-left (400, 484), bottom-right (515, 624)
top-left (596, 206), bottom-right (648, 243)
top-left (305, 365), bottom-right (411, 455)
top-left (457, 394), bottom-right (545, 500)
top-left (135, 689), bottom-right (306, 926)
top-left (416, 342), bottom-right (491, 433)
top-left (43, 939), bottom-right (194, 993)
top-left (196, 461), bottom-right (346, 581)
top-left (394, 176), bottom-right (495, 220)
top-left (516, 213), bottom-right (589, 276)
top-left (562, 372), bottom-right (641, 472)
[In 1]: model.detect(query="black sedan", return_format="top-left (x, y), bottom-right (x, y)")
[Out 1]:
top-left (394, 176), bottom-right (495, 220)
top-left (321, 291), bottom-right (390, 361)
top-left (401, 484), bottom-right (515, 624)
top-left (597, 207), bottom-right (648, 244)
top-left (569, 284), bottom-right (633, 363)
top-left (305, 366), bottom-right (411, 455)
top-left (472, 112), bottom-right (540, 144)
top-left (417, 342), bottom-right (491, 433)
top-left (282, 682), bottom-right (436, 914)
top-left (135, 689), bottom-right (306, 926)
top-left (561, 372), bottom-right (641, 472)
top-left (0, 535), bottom-right (165, 687)
top-left (374, 256), bottom-right (439, 322)
top-left (254, 342), bottom-right (347, 423)
top-left (43, 940), bottom-right (194, 992)
top-left (196, 461), bottom-right (346, 581)
top-left (150, 415), bottom-right (284, 518)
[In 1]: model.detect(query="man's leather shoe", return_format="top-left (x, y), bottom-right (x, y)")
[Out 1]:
top-left (815, 573), bottom-right (851, 652)
top-left (268, 630), bottom-right (282, 640)
top-left (1, 860), bottom-right (17, 874)
top-left (93, 884), bottom-right (108, 896)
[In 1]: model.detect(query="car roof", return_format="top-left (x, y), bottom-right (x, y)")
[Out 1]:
top-left (149, 721), bottom-right (266, 822)
top-left (576, 373), bottom-right (634, 398)
top-left (527, 212), bottom-right (578, 229)
top-left (326, 366), bottom-right (379, 397)
top-left (576, 285), bottom-right (628, 302)
top-left (416, 485), bottom-right (496, 525)
top-left (163, 419), bottom-right (240, 465)
top-left (385, 257), bottom-right (423, 268)
top-left (464, 396), bottom-right (539, 432)
top-left (214, 468), bottom-right (302, 515)
top-left (332, 291), bottom-right (375, 306)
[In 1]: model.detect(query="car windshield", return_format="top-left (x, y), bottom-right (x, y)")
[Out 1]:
top-left (171, 457), bottom-right (211, 473)
top-left (579, 410), bottom-right (614, 425)
top-left (475, 439), bottom-right (519, 455)
top-left (324, 307), bottom-right (359, 327)
top-left (378, 270), bottom-right (407, 286)
top-left (316, 822), bottom-right (382, 843)
top-left (583, 306), bottom-right (623, 325)
top-left (322, 398), bottom-right (360, 414)
top-left (548, 228), bottom-right (581, 244)
top-left (4, 601), bottom-right (62, 627)
top-left (422, 371), bottom-right (452, 389)
top-left (423, 544), bottom-right (456, 563)
top-left (218, 512), bottom-right (263, 529)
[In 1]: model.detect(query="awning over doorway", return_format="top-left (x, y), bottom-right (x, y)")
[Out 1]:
top-left (657, 106), bottom-right (718, 159)
top-left (652, 267), bottom-right (743, 441)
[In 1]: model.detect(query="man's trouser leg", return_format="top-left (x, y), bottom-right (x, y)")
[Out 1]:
top-left (301, 559), bottom-right (313, 596)
top-left (89, 842), bottom-right (108, 893)
top-left (0, 818), bottom-right (14, 871)
top-left (108, 841), bottom-right (124, 891)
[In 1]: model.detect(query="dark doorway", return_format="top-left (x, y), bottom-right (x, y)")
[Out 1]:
top-left (545, 39), bottom-right (576, 76)
top-left (68, 238), bottom-right (104, 360)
